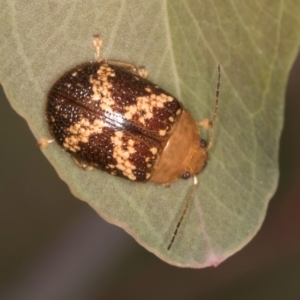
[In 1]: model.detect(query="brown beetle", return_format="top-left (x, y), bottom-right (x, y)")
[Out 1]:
top-left (42, 35), bottom-right (220, 250)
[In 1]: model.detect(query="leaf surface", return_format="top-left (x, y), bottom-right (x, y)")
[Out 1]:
top-left (1, 0), bottom-right (300, 267)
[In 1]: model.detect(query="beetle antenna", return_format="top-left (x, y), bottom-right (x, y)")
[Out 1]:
top-left (207, 63), bottom-right (221, 150)
top-left (93, 34), bottom-right (103, 62)
top-left (167, 176), bottom-right (198, 250)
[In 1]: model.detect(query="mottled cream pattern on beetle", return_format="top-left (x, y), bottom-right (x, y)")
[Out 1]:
top-left (108, 131), bottom-right (158, 181)
top-left (89, 64), bottom-right (115, 111)
top-left (124, 89), bottom-right (174, 120)
top-left (109, 131), bottom-right (137, 181)
top-left (124, 89), bottom-right (175, 136)
top-left (89, 63), bottom-right (176, 137)
top-left (63, 118), bottom-right (105, 152)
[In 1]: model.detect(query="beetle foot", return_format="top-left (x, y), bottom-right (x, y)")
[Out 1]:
top-left (198, 118), bottom-right (212, 130)
top-left (37, 138), bottom-right (54, 148)
top-left (137, 66), bottom-right (148, 78)
top-left (72, 157), bottom-right (94, 171)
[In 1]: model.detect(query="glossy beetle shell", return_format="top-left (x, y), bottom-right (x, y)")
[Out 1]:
top-left (46, 62), bottom-right (208, 184)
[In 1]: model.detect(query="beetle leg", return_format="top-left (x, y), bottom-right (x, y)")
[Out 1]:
top-left (197, 63), bottom-right (221, 150)
top-left (197, 118), bottom-right (212, 147)
top-left (137, 66), bottom-right (148, 78)
top-left (72, 157), bottom-right (94, 171)
top-left (93, 34), bottom-right (103, 62)
top-left (93, 34), bottom-right (148, 78)
top-left (105, 59), bottom-right (148, 78)
top-left (198, 118), bottom-right (211, 130)
top-left (37, 138), bottom-right (54, 148)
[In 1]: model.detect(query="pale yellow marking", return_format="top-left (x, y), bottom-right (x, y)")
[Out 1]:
top-left (111, 131), bottom-right (136, 180)
top-left (115, 131), bottom-right (123, 138)
top-left (124, 93), bottom-right (174, 124)
top-left (159, 129), bottom-right (166, 136)
top-left (122, 152), bottom-right (130, 159)
top-left (89, 65), bottom-right (116, 115)
top-left (150, 147), bottom-right (158, 155)
top-left (128, 139), bottom-right (134, 146)
top-left (100, 103), bottom-right (113, 112)
top-left (72, 71), bottom-right (77, 76)
top-left (63, 118), bottom-right (105, 152)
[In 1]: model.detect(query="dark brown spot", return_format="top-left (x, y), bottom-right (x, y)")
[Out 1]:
top-left (199, 138), bottom-right (207, 148)
top-left (182, 171), bottom-right (191, 179)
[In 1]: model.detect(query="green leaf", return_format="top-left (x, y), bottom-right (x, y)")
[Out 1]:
top-left (1, 1), bottom-right (300, 267)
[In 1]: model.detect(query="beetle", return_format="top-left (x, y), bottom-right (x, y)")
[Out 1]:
top-left (42, 35), bottom-right (220, 250)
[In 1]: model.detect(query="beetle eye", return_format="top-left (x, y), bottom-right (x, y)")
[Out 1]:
top-left (199, 138), bottom-right (207, 148)
top-left (182, 171), bottom-right (191, 179)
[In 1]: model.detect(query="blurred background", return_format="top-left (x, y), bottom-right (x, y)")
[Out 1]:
top-left (0, 50), bottom-right (299, 299)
